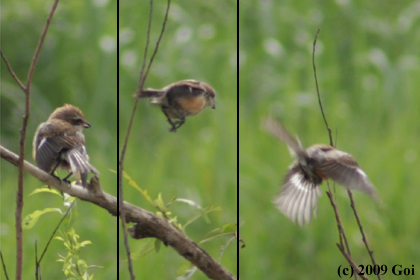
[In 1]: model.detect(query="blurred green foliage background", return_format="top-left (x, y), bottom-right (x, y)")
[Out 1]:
top-left (119, 0), bottom-right (237, 279)
top-left (240, 0), bottom-right (420, 279)
top-left (1, 0), bottom-right (117, 279)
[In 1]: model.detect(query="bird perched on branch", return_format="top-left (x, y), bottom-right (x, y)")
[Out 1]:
top-left (32, 104), bottom-right (98, 187)
top-left (264, 117), bottom-right (377, 226)
top-left (137, 79), bottom-right (216, 132)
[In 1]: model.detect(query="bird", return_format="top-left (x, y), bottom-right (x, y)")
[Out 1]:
top-left (32, 104), bottom-right (98, 187)
top-left (264, 117), bottom-right (377, 226)
top-left (137, 79), bottom-right (216, 132)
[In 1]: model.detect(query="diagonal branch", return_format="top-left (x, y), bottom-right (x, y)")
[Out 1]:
top-left (139, 0), bottom-right (171, 93)
top-left (1, 145), bottom-right (117, 212)
top-left (26, 0), bottom-right (60, 88)
top-left (128, 218), bottom-right (236, 280)
top-left (1, 145), bottom-right (236, 280)
top-left (0, 49), bottom-right (25, 91)
top-left (336, 243), bottom-right (369, 280)
top-left (348, 190), bottom-right (381, 280)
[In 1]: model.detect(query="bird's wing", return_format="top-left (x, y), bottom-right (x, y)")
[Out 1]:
top-left (166, 83), bottom-right (206, 98)
top-left (318, 149), bottom-right (377, 198)
top-left (274, 163), bottom-right (322, 226)
top-left (34, 122), bottom-right (77, 172)
top-left (35, 122), bottom-right (98, 174)
top-left (170, 80), bottom-right (206, 92)
top-left (35, 137), bottom-right (62, 172)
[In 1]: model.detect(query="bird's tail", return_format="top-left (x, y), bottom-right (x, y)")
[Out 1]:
top-left (263, 117), bottom-right (307, 160)
top-left (139, 88), bottom-right (165, 98)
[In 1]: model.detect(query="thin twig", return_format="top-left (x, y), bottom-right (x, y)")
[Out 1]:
top-left (348, 190), bottom-right (381, 280)
top-left (119, 1), bottom-right (171, 279)
top-left (38, 202), bottom-right (75, 263)
top-left (118, 0), bottom-right (155, 275)
top-left (14, 1), bottom-right (60, 279)
top-left (326, 189), bottom-right (352, 254)
top-left (0, 49), bottom-right (25, 91)
top-left (313, 29), bottom-right (360, 279)
top-left (0, 250), bottom-right (9, 280)
top-left (328, 183), bottom-right (353, 266)
top-left (327, 188), bottom-right (357, 279)
top-left (336, 243), bottom-right (369, 280)
top-left (26, 0), bottom-right (60, 87)
top-left (35, 201), bottom-right (75, 279)
top-left (135, 1), bottom-right (171, 96)
top-left (135, 1), bottom-right (153, 96)
top-left (312, 28), bottom-right (333, 145)
top-left (118, 0), bottom-right (154, 277)
top-left (313, 29), bottom-right (378, 279)
top-left (142, 0), bottom-right (171, 90)
top-left (35, 241), bottom-right (38, 280)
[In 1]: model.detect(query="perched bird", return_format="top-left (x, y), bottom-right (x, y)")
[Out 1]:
top-left (264, 117), bottom-right (377, 226)
top-left (32, 104), bottom-right (98, 187)
top-left (138, 79), bottom-right (216, 132)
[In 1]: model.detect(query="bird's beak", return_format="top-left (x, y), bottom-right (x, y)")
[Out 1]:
top-left (83, 121), bottom-right (91, 128)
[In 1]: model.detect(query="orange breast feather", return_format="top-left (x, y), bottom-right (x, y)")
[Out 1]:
top-left (177, 95), bottom-right (205, 115)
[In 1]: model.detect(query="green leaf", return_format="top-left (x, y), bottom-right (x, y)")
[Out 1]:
top-left (28, 187), bottom-right (62, 196)
top-left (154, 238), bottom-right (162, 253)
top-left (22, 208), bottom-right (63, 229)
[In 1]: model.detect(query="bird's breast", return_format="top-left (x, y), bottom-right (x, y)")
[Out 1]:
top-left (176, 95), bottom-right (206, 116)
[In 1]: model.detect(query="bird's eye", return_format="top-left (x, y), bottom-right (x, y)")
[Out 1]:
top-left (74, 118), bottom-right (84, 125)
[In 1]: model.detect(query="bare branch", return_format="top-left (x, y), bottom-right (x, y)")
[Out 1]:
top-left (1, 145), bottom-right (236, 279)
top-left (0, 48), bottom-right (25, 91)
top-left (14, 1), bottom-right (61, 278)
top-left (348, 190), bottom-right (381, 280)
top-left (326, 189), bottom-right (354, 262)
top-left (136, 0), bottom-right (153, 96)
top-left (312, 28), bottom-right (333, 145)
top-left (26, 0), bottom-right (60, 87)
top-left (0, 249), bottom-right (10, 280)
top-left (312, 29), bottom-right (376, 280)
top-left (1, 145), bottom-right (116, 212)
top-left (141, 0), bottom-right (171, 92)
top-left (119, 1), bottom-right (171, 279)
top-left (336, 243), bottom-right (369, 280)
top-left (128, 215), bottom-right (236, 280)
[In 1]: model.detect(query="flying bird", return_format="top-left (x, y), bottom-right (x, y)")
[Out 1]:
top-left (138, 79), bottom-right (216, 132)
top-left (264, 117), bottom-right (377, 226)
